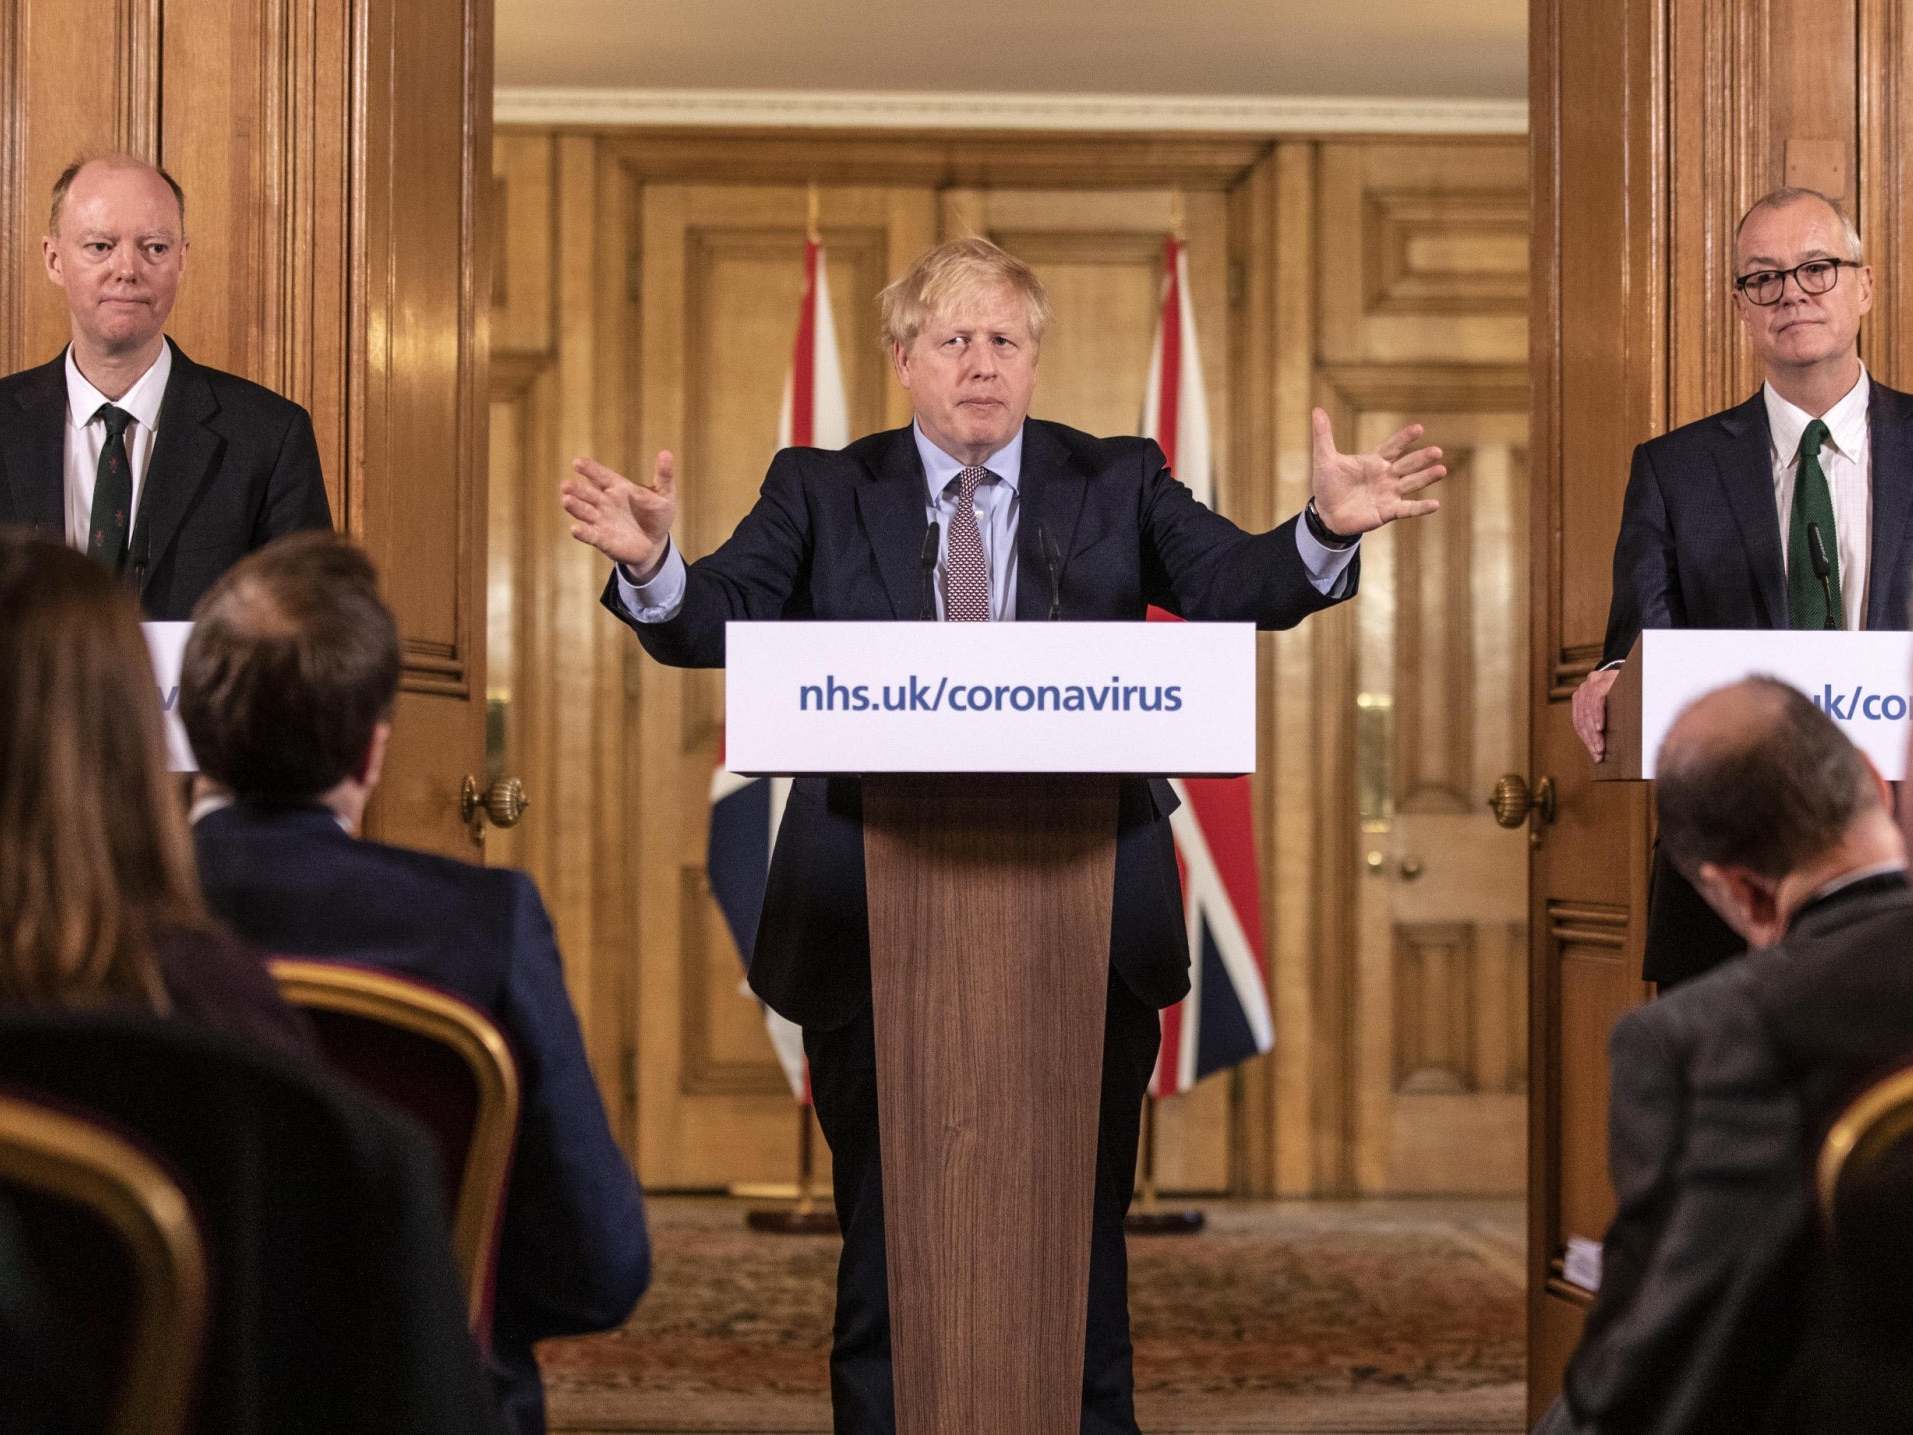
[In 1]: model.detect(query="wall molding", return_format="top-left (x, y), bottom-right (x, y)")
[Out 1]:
top-left (495, 86), bottom-right (1528, 136)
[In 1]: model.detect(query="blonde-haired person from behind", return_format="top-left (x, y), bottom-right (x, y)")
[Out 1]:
top-left (0, 527), bottom-right (309, 1056)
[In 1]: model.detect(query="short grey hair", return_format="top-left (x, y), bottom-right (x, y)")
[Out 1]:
top-left (1734, 186), bottom-right (1864, 264)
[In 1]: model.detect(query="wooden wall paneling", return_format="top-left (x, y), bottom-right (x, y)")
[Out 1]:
top-left (353, 0), bottom-right (493, 860)
top-left (1859, 0), bottom-right (1913, 386)
top-left (1317, 142), bottom-right (1529, 367)
top-left (0, 0), bottom-right (160, 372)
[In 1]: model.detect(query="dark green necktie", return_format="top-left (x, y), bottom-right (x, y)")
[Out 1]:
top-left (86, 403), bottom-right (136, 572)
top-left (1787, 418), bottom-right (1843, 630)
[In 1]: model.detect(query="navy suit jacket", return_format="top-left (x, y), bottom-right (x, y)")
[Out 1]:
top-left (601, 418), bottom-right (1355, 1032)
top-left (0, 339), bottom-right (332, 619)
top-left (193, 803), bottom-right (649, 1435)
top-left (1600, 383), bottom-right (1913, 665)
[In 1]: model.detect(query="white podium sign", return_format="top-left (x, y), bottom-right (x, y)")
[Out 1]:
top-left (724, 621), bottom-right (1255, 776)
top-left (142, 622), bottom-right (197, 773)
top-left (1638, 629), bottom-right (1913, 778)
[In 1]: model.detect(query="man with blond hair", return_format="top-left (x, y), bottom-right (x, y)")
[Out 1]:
top-left (0, 153), bottom-right (330, 618)
top-left (561, 236), bottom-right (1448, 1433)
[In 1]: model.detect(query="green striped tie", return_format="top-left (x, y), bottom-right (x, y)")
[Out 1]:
top-left (1786, 418), bottom-right (1842, 630)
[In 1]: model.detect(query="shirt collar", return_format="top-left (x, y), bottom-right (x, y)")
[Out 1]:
top-left (912, 420), bottom-right (1024, 507)
top-left (1764, 364), bottom-right (1870, 465)
top-left (64, 339), bottom-right (172, 434)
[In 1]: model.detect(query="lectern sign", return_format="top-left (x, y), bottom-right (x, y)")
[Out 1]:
top-left (143, 621), bottom-right (196, 773)
top-left (1634, 629), bottom-right (1913, 779)
top-left (724, 620), bottom-right (1256, 776)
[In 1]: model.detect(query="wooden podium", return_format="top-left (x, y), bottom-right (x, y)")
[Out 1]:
top-left (723, 619), bottom-right (1256, 1433)
top-left (1593, 630), bottom-right (1913, 781)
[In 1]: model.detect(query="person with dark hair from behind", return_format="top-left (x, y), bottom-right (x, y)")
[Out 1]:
top-left (1534, 676), bottom-right (1913, 1434)
top-left (179, 530), bottom-right (649, 1435)
top-left (0, 528), bottom-right (310, 1055)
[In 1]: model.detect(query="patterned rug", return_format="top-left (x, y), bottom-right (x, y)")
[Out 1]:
top-left (542, 1197), bottom-right (1526, 1434)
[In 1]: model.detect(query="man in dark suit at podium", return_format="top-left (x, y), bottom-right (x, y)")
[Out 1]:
top-left (0, 154), bottom-right (331, 618)
top-left (562, 237), bottom-right (1447, 1434)
top-left (179, 534), bottom-right (650, 1435)
top-left (1571, 187), bottom-right (1913, 988)
top-left (1536, 677), bottom-right (1913, 1434)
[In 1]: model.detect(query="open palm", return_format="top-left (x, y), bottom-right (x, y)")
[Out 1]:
top-left (1309, 408), bottom-right (1446, 536)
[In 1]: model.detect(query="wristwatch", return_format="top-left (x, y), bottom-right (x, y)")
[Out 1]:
top-left (1303, 496), bottom-right (1358, 550)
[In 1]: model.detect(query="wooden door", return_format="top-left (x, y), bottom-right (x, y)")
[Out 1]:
top-left (627, 180), bottom-right (937, 1187)
top-left (946, 183), bottom-right (1237, 1194)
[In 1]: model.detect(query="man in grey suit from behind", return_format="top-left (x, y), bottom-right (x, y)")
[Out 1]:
top-left (1537, 676), bottom-right (1913, 1434)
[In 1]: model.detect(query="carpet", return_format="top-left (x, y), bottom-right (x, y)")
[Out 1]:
top-left (542, 1197), bottom-right (1526, 1434)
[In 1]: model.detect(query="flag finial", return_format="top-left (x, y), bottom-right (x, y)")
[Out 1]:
top-left (1169, 189), bottom-right (1185, 241)
top-left (806, 181), bottom-right (820, 243)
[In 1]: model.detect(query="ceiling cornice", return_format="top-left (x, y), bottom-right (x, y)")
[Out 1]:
top-left (494, 86), bottom-right (1528, 135)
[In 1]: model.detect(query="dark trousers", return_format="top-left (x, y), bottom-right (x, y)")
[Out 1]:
top-left (1643, 842), bottom-right (1744, 989)
top-left (804, 974), bottom-right (1161, 1435)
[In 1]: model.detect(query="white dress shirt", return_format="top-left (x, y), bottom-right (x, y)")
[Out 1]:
top-left (62, 342), bottom-right (172, 551)
top-left (1765, 368), bottom-right (1871, 631)
top-left (617, 422), bottom-right (1357, 621)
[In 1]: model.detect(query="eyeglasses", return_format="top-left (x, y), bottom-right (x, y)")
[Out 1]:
top-left (1733, 258), bottom-right (1861, 306)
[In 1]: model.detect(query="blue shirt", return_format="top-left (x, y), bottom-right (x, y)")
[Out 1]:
top-left (616, 422), bottom-right (1358, 620)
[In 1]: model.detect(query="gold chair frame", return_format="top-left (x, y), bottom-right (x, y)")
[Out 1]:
top-left (1817, 1064), bottom-right (1913, 1231)
top-left (268, 959), bottom-right (521, 1329)
top-left (0, 1094), bottom-right (209, 1435)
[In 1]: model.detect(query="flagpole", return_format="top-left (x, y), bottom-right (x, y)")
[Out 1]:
top-left (746, 1104), bottom-right (840, 1235)
top-left (806, 180), bottom-right (820, 244)
top-left (1126, 1094), bottom-right (1204, 1234)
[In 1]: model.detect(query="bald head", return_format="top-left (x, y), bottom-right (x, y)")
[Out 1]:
top-left (1656, 677), bottom-right (1879, 883)
top-left (48, 154), bottom-right (184, 237)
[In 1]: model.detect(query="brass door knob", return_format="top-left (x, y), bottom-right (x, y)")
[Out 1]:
top-left (1488, 773), bottom-right (1555, 829)
top-left (461, 775), bottom-right (529, 841)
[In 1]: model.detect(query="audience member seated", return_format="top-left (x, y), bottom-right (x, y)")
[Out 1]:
top-left (1535, 676), bottom-right (1913, 1435)
top-left (0, 530), bottom-right (309, 1057)
top-left (178, 531), bottom-right (651, 1435)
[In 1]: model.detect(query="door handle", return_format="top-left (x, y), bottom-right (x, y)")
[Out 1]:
top-left (461, 775), bottom-right (529, 843)
top-left (1488, 773), bottom-right (1555, 829)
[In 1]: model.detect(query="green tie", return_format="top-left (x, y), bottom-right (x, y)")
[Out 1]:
top-left (1787, 418), bottom-right (1843, 630)
top-left (86, 403), bottom-right (136, 573)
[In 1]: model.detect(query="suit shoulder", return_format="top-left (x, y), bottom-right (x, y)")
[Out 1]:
top-left (345, 833), bottom-right (529, 906)
top-left (0, 353), bottom-right (66, 401)
top-left (175, 351), bottom-right (312, 424)
top-left (1028, 418), bottom-right (1157, 463)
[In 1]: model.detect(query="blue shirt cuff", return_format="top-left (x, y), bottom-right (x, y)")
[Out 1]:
top-left (1294, 517), bottom-right (1359, 598)
top-left (613, 539), bottom-right (687, 622)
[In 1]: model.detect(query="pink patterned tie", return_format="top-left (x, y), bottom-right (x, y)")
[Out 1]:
top-left (944, 465), bottom-right (991, 621)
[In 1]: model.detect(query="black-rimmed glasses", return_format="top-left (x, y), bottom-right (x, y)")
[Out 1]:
top-left (1733, 258), bottom-right (1861, 306)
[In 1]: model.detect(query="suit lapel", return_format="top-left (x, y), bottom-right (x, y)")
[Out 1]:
top-left (1713, 392), bottom-right (1788, 627)
top-left (1013, 421), bottom-right (1091, 621)
top-left (1866, 383), bottom-right (1913, 630)
top-left (854, 427), bottom-right (934, 619)
top-left (1, 355), bottom-right (70, 534)
top-left (131, 340), bottom-right (223, 587)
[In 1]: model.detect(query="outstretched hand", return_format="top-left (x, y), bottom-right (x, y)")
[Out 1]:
top-left (561, 451), bottom-right (678, 578)
top-left (1309, 408), bottom-right (1447, 536)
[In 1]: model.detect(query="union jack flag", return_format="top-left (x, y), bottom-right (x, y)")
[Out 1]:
top-left (1142, 234), bottom-right (1276, 1095)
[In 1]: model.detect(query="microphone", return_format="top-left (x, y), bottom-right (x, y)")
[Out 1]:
top-left (1807, 522), bottom-right (1838, 630)
top-left (1035, 520), bottom-right (1063, 621)
top-left (918, 519), bottom-right (941, 620)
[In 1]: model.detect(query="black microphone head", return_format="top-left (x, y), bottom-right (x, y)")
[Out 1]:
top-left (1807, 521), bottom-right (1832, 580)
top-left (919, 520), bottom-right (940, 568)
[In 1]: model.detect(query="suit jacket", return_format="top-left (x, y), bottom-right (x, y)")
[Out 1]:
top-left (1600, 382), bottom-right (1913, 666)
top-left (0, 339), bottom-right (332, 619)
top-left (1545, 878), bottom-right (1913, 1435)
top-left (601, 419), bottom-right (1355, 1031)
top-left (193, 802), bottom-right (650, 1435)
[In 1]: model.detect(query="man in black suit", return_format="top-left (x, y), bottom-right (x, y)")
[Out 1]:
top-left (1535, 676), bottom-right (1913, 1434)
top-left (560, 237), bottom-right (1449, 1434)
top-left (178, 533), bottom-right (650, 1435)
top-left (0, 154), bottom-right (330, 618)
top-left (1572, 186), bottom-right (1913, 987)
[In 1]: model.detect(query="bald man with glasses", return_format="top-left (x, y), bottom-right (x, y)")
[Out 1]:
top-left (1573, 186), bottom-right (1913, 988)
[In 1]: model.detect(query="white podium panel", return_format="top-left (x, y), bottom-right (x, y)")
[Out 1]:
top-left (143, 622), bottom-right (196, 772)
top-left (1638, 629), bottom-right (1913, 778)
top-left (724, 621), bottom-right (1255, 776)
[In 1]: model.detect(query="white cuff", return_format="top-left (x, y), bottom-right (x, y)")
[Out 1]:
top-left (613, 539), bottom-right (687, 623)
top-left (1294, 518), bottom-right (1359, 598)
